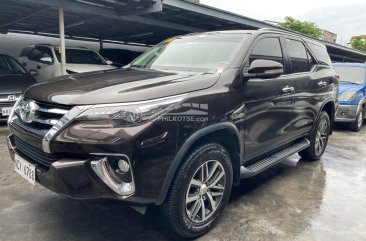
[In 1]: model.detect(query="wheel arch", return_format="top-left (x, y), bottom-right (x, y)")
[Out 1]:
top-left (155, 122), bottom-right (242, 205)
top-left (319, 99), bottom-right (336, 134)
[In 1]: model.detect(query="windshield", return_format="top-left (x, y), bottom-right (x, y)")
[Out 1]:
top-left (0, 55), bottom-right (27, 75)
top-left (55, 48), bottom-right (107, 65)
top-left (334, 66), bottom-right (366, 84)
top-left (130, 34), bottom-right (248, 72)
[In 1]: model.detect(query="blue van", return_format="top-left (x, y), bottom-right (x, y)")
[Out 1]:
top-left (333, 63), bottom-right (366, 131)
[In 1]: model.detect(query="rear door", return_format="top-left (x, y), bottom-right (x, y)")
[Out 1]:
top-left (242, 35), bottom-right (294, 160)
top-left (283, 38), bottom-right (330, 137)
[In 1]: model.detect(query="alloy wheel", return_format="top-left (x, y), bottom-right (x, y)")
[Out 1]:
top-left (357, 111), bottom-right (363, 129)
top-left (315, 118), bottom-right (328, 156)
top-left (185, 160), bottom-right (226, 223)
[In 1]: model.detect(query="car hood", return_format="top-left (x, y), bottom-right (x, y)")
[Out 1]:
top-left (338, 82), bottom-right (364, 95)
top-left (0, 74), bottom-right (36, 94)
top-left (66, 64), bottom-right (115, 73)
top-left (24, 68), bottom-right (220, 105)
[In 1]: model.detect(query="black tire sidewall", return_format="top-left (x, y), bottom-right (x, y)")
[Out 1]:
top-left (351, 109), bottom-right (363, 132)
top-left (163, 144), bottom-right (233, 239)
top-left (179, 150), bottom-right (232, 231)
top-left (310, 111), bottom-right (330, 159)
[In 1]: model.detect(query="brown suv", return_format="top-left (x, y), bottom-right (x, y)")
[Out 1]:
top-left (7, 29), bottom-right (338, 239)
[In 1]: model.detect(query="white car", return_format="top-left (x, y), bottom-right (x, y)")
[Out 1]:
top-left (18, 44), bottom-right (115, 82)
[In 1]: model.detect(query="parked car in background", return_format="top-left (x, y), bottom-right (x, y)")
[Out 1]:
top-left (333, 63), bottom-right (366, 131)
top-left (0, 53), bottom-right (36, 121)
top-left (7, 30), bottom-right (337, 239)
top-left (18, 44), bottom-right (115, 82)
top-left (99, 48), bottom-right (144, 67)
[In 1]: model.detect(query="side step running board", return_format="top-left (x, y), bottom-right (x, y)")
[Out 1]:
top-left (240, 138), bottom-right (310, 179)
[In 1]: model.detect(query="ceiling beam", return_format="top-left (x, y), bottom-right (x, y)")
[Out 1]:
top-left (11, 0), bottom-right (163, 18)
top-left (0, 6), bottom-right (51, 29)
top-left (10, 0), bottom-right (204, 33)
top-left (163, 0), bottom-right (271, 29)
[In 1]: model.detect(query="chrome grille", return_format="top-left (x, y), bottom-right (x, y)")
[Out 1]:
top-left (12, 100), bottom-right (71, 137)
top-left (0, 93), bottom-right (21, 102)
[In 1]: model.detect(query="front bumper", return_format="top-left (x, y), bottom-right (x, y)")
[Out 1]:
top-left (7, 134), bottom-right (156, 205)
top-left (335, 105), bottom-right (358, 122)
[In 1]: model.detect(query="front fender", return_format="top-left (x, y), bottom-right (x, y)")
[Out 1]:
top-left (155, 122), bottom-right (241, 205)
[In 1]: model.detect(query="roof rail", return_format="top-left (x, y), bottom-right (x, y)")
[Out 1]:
top-left (258, 27), bottom-right (324, 45)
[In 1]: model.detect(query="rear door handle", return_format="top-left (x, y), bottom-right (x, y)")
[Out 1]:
top-left (318, 81), bottom-right (327, 87)
top-left (36, 65), bottom-right (41, 69)
top-left (282, 86), bottom-right (295, 93)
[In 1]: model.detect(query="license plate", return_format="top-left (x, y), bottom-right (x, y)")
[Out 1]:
top-left (14, 154), bottom-right (36, 186)
top-left (1, 107), bottom-right (12, 116)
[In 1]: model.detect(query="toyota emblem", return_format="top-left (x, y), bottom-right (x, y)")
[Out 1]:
top-left (19, 99), bottom-right (37, 123)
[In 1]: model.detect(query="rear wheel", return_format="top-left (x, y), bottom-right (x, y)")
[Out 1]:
top-left (299, 111), bottom-right (330, 161)
top-left (161, 143), bottom-right (233, 239)
top-left (350, 108), bottom-right (364, 132)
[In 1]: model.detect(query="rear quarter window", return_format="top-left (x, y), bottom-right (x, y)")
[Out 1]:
top-left (307, 43), bottom-right (332, 66)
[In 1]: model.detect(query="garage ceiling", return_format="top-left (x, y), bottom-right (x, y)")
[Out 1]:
top-left (0, 0), bottom-right (269, 45)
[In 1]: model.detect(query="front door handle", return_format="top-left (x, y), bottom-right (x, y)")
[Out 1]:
top-left (282, 85), bottom-right (295, 93)
top-left (318, 81), bottom-right (327, 87)
top-left (36, 65), bottom-right (41, 70)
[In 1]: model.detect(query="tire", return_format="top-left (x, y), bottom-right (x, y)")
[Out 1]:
top-left (350, 108), bottom-right (364, 132)
top-left (299, 111), bottom-right (330, 161)
top-left (161, 143), bottom-right (233, 239)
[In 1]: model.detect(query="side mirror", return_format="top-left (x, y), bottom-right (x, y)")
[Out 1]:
top-left (243, 59), bottom-right (284, 79)
top-left (40, 56), bottom-right (53, 65)
top-left (29, 69), bottom-right (38, 76)
top-left (106, 60), bottom-right (113, 65)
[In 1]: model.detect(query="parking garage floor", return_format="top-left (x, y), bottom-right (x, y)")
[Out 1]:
top-left (0, 123), bottom-right (365, 241)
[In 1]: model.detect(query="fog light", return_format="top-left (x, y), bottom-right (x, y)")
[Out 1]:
top-left (118, 159), bottom-right (130, 173)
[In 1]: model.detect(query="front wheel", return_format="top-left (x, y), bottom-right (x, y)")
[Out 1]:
top-left (161, 143), bottom-right (233, 239)
top-left (350, 108), bottom-right (364, 132)
top-left (299, 111), bottom-right (330, 161)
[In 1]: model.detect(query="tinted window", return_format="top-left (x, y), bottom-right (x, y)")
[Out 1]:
top-left (55, 48), bottom-right (107, 65)
top-left (28, 48), bottom-right (43, 61)
top-left (28, 46), bottom-right (53, 62)
top-left (0, 55), bottom-right (27, 75)
top-left (249, 38), bottom-right (283, 65)
top-left (333, 66), bottom-right (366, 84)
top-left (307, 43), bottom-right (332, 66)
top-left (100, 49), bottom-right (143, 65)
top-left (286, 39), bottom-right (310, 73)
top-left (36, 46), bottom-right (53, 59)
top-left (20, 46), bottom-right (33, 57)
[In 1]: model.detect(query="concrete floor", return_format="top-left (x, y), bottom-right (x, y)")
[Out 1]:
top-left (0, 123), bottom-right (365, 241)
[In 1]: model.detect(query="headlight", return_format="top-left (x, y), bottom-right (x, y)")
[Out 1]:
top-left (7, 95), bottom-right (23, 125)
top-left (75, 95), bottom-right (185, 126)
top-left (338, 92), bottom-right (357, 102)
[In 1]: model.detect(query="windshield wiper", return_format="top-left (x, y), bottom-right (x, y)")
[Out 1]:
top-left (130, 65), bottom-right (144, 69)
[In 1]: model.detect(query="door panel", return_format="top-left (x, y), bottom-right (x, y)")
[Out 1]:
top-left (243, 77), bottom-right (293, 159)
top-left (290, 67), bottom-right (334, 137)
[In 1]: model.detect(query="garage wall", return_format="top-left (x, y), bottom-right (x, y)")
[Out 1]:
top-left (0, 33), bottom-right (149, 58)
